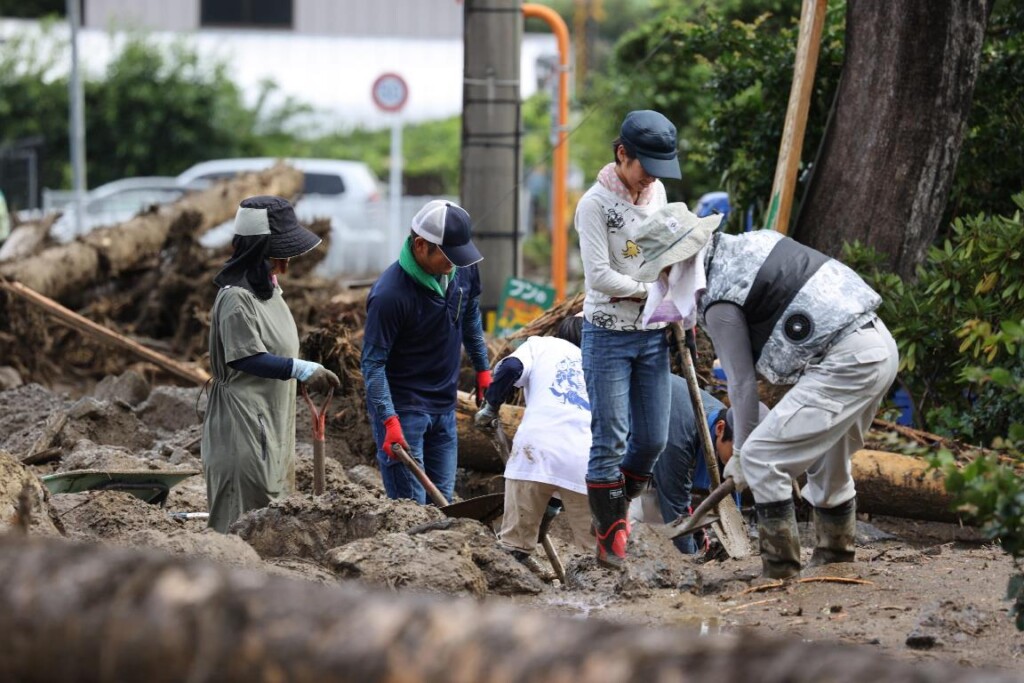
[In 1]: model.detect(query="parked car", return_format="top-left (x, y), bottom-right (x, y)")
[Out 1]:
top-left (177, 157), bottom-right (387, 278)
top-left (49, 177), bottom-right (200, 243)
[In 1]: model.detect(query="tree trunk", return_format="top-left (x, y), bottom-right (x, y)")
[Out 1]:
top-left (792, 0), bottom-right (991, 279)
top-left (0, 164), bottom-right (304, 301)
top-left (456, 397), bottom-right (959, 522)
top-left (0, 537), bottom-right (1014, 683)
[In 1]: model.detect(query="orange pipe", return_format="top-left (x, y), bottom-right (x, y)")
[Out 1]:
top-left (523, 3), bottom-right (569, 302)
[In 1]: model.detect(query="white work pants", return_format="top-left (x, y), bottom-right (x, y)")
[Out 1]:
top-left (743, 318), bottom-right (899, 507)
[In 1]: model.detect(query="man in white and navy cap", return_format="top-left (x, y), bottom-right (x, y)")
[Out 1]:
top-left (361, 199), bottom-right (491, 504)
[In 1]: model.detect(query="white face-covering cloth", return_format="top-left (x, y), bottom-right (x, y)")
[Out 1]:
top-left (641, 243), bottom-right (708, 329)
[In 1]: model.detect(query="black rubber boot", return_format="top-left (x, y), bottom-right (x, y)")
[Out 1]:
top-left (755, 498), bottom-right (802, 579)
top-left (809, 497), bottom-right (857, 566)
top-left (587, 478), bottom-right (630, 570)
top-left (620, 467), bottom-right (651, 501)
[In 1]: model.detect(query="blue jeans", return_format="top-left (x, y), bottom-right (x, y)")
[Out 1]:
top-left (371, 409), bottom-right (458, 504)
top-left (581, 320), bottom-right (671, 482)
top-left (653, 439), bottom-right (700, 554)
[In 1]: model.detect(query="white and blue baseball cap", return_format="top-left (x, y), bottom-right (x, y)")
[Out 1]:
top-left (411, 200), bottom-right (483, 267)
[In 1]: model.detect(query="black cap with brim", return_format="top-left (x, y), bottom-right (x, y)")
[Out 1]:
top-left (440, 241), bottom-right (484, 268)
top-left (637, 153), bottom-right (682, 180)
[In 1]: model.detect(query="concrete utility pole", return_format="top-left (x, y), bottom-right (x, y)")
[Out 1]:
top-left (67, 0), bottom-right (87, 238)
top-left (461, 0), bottom-right (523, 313)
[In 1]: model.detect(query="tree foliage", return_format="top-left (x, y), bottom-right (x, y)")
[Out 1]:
top-left (0, 29), bottom-right (304, 189)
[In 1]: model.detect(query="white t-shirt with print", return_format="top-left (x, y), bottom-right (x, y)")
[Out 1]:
top-left (499, 336), bottom-right (590, 494)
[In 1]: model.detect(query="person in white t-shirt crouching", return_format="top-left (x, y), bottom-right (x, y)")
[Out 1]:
top-left (474, 315), bottom-right (593, 570)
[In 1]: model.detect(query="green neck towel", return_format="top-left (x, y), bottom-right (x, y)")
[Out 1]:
top-left (399, 237), bottom-right (453, 297)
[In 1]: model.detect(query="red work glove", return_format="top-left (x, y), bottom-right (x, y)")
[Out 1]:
top-left (475, 369), bottom-right (492, 407)
top-left (383, 415), bottom-right (408, 460)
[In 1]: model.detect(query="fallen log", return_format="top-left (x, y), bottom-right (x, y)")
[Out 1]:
top-left (0, 163), bottom-right (303, 301)
top-left (0, 536), bottom-right (1014, 683)
top-left (455, 398), bottom-right (960, 523)
top-left (0, 279), bottom-right (209, 386)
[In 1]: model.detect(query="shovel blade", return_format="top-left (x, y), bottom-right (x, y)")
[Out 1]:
top-left (712, 499), bottom-right (751, 558)
top-left (440, 492), bottom-right (505, 523)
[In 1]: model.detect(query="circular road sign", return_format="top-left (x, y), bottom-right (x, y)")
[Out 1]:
top-left (372, 73), bottom-right (409, 113)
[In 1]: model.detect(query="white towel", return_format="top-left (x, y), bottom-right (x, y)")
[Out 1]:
top-left (642, 244), bottom-right (708, 328)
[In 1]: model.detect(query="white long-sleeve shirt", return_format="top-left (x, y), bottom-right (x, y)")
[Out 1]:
top-left (574, 180), bottom-right (669, 331)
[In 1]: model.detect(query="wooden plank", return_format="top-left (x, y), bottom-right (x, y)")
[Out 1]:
top-left (0, 279), bottom-right (209, 386)
top-left (766, 0), bottom-right (828, 234)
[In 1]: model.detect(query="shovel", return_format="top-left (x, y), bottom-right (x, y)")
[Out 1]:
top-left (391, 443), bottom-right (505, 523)
top-left (486, 419), bottom-right (567, 584)
top-left (669, 323), bottom-right (751, 558)
top-left (301, 385), bottom-right (333, 496)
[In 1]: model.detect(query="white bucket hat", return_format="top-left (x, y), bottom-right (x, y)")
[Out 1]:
top-left (634, 203), bottom-right (722, 282)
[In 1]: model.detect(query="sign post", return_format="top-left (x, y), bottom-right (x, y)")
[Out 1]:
top-left (371, 73), bottom-right (409, 258)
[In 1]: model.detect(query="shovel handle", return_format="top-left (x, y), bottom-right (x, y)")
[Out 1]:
top-left (667, 478), bottom-right (737, 539)
top-left (391, 443), bottom-right (451, 507)
top-left (671, 323), bottom-right (721, 489)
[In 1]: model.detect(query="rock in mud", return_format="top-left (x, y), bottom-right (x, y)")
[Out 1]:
top-left (327, 517), bottom-right (545, 597)
top-left (0, 383), bottom-right (69, 456)
top-left (0, 365), bottom-right (22, 390)
top-left (0, 449), bottom-right (62, 536)
top-left (230, 483), bottom-right (443, 562)
top-left (136, 385), bottom-right (206, 434)
top-left (94, 369), bottom-right (151, 408)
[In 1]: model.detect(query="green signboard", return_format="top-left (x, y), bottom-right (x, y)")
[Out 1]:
top-left (494, 276), bottom-right (556, 337)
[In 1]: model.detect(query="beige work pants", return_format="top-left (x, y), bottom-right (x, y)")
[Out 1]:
top-left (498, 479), bottom-right (592, 554)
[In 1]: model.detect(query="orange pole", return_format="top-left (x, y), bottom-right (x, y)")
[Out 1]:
top-left (523, 3), bottom-right (570, 301)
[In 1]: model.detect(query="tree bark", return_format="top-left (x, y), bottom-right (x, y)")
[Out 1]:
top-left (0, 163), bottom-right (304, 301)
top-left (0, 537), bottom-right (1015, 683)
top-left (793, 0), bottom-right (991, 279)
top-left (456, 398), bottom-right (959, 522)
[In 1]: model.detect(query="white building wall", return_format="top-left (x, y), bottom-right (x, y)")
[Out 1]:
top-left (83, 0), bottom-right (463, 38)
top-left (84, 0), bottom-right (199, 32)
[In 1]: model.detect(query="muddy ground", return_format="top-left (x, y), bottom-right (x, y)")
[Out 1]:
top-left (0, 377), bottom-right (1021, 679)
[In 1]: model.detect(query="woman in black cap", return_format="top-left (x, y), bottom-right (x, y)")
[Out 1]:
top-left (574, 109), bottom-right (683, 569)
top-left (202, 195), bottom-right (340, 532)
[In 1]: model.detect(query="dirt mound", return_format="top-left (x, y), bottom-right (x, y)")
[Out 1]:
top-left (230, 484), bottom-right (443, 562)
top-left (57, 441), bottom-right (162, 472)
top-left (0, 383), bottom-right (69, 456)
top-left (52, 491), bottom-right (181, 541)
top-left (61, 397), bottom-right (156, 451)
top-left (0, 449), bottom-right (62, 536)
top-left (121, 528), bottom-right (264, 570)
top-left (327, 517), bottom-right (545, 597)
top-left (292, 443), bottom-right (351, 494)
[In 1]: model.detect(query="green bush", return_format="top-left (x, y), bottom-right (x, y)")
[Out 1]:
top-left (847, 194), bottom-right (1024, 632)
